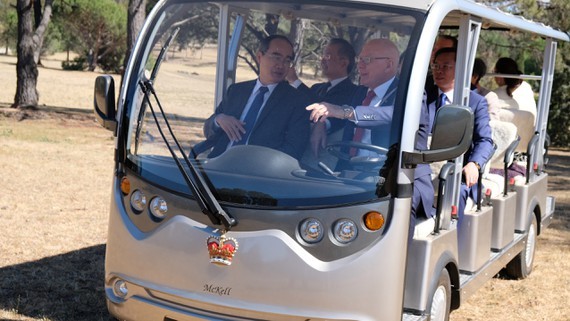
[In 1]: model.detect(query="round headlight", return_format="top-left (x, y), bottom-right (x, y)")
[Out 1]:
top-left (299, 218), bottom-right (324, 244)
top-left (149, 196), bottom-right (168, 220)
top-left (333, 219), bottom-right (358, 244)
top-left (130, 190), bottom-right (147, 213)
top-left (112, 279), bottom-right (128, 298)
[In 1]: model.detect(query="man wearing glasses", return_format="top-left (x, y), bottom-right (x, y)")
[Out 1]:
top-left (198, 35), bottom-right (310, 160)
top-left (306, 38), bottom-right (401, 157)
top-left (287, 38), bottom-right (363, 159)
top-left (430, 47), bottom-right (494, 228)
top-left (306, 39), bottom-right (435, 235)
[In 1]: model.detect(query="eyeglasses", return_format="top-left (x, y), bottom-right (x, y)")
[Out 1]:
top-left (265, 53), bottom-right (294, 67)
top-left (356, 56), bottom-right (391, 65)
top-left (431, 63), bottom-right (455, 71)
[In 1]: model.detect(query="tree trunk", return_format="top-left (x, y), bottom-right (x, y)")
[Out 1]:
top-left (122, 0), bottom-right (148, 79)
top-left (13, 0), bottom-right (53, 108)
top-left (288, 18), bottom-right (306, 76)
top-left (14, 0), bottom-right (38, 108)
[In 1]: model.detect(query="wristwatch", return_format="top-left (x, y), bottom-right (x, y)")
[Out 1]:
top-left (342, 105), bottom-right (354, 120)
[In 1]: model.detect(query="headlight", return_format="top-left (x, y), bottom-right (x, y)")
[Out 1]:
top-left (130, 190), bottom-right (147, 213)
top-left (299, 218), bottom-right (324, 244)
top-left (149, 196), bottom-right (168, 220)
top-left (112, 279), bottom-right (128, 298)
top-left (333, 219), bottom-right (358, 244)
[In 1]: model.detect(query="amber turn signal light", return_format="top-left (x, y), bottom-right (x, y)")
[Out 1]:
top-left (363, 211), bottom-right (385, 231)
top-left (120, 176), bottom-right (131, 195)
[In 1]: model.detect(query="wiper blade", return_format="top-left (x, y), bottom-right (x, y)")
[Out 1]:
top-left (139, 80), bottom-right (237, 230)
top-left (150, 27), bottom-right (179, 82)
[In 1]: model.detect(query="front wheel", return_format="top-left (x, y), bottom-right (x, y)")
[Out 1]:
top-left (506, 214), bottom-right (537, 279)
top-left (429, 268), bottom-right (451, 321)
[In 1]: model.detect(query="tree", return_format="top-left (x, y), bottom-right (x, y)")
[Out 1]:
top-left (56, 0), bottom-right (127, 73)
top-left (13, 0), bottom-right (54, 108)
top-left (123, 0), bottom-right (147, 75)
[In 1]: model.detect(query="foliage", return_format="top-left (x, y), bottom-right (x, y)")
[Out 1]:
top-left (174, 3), bottom-right (218, 51)
top-left (53, 0), bottom-right (127, 72)
top-left (61, 56), bottom-right (86, 70)
top-left (0, 0), bottom-right (17, 53)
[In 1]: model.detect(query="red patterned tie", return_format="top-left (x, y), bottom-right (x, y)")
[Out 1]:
top-left (350, 90), bottom-right (377, 156)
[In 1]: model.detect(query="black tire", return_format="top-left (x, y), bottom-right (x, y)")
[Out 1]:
top-left (506, 214), bottom-right (538, 279)
top-left (428, 268), bottom-right (451, 321)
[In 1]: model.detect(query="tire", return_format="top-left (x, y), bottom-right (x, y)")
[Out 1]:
top-left (429, 268), bottom-right (451, 321)
top-left (506, 214), bottom-right (537, 279)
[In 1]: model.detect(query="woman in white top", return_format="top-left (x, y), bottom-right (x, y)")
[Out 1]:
top-left (492, 57), bottom-right (537, 120)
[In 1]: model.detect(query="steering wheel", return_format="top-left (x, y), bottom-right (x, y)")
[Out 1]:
top-left (326, 141), bottom-right (388, 167)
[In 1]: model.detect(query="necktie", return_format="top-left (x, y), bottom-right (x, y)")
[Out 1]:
top-left (318, 82), bottom-right (331, 98)
top-left (430, 93), bottom-right (447, 133)
top-left (437, 93), bottom-right (447, 109)
top-left (350, 90), bottom-right (376, 156)
top-left (235, 86), bottom-right (268, 145)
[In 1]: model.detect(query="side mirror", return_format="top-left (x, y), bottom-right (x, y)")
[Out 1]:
top-left (93, 75), bottom-right (117, 132)
top-left (403, 104), bottom-right (474, 166)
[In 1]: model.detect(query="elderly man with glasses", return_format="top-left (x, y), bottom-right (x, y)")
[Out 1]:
top-left (196, 35), bottom-right (311, 160)
top-left (306, 38), bottom-right (435, 237)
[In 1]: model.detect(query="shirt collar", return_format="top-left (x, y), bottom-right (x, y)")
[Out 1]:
top-left (372, 76), bottom-right (396, 99)
top-left (329, 76), bottom-right (348, 88)
top-left (439, 88), bottom-right (454, 103)
top-left (254, 79), bottom-right (279, 95)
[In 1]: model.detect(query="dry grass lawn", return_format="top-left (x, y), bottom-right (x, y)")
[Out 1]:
top-left (0, 52), bottom-right (569, 321)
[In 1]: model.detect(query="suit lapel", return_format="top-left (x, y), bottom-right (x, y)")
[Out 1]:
top-left (254, 81), bottom-right (287, 126)
top-left (231, 80), bottom-right (256, 118)
top-left (380, 78), bottom-right (398, 107)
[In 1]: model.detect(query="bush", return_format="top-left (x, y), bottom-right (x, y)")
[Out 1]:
top-left (61, 56), bottom-right (86, 71)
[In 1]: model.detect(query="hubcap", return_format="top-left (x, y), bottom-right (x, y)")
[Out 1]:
top-left (430, 285), bottom-right (447, 321)
top-left (525, 222), bottom-right (536, 269)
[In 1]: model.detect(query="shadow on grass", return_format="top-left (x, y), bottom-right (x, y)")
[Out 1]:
top-left (0, 244), bottom-right (113, 321)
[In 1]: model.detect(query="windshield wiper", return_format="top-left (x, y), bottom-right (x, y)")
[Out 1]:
top-left (138, 27), bottom-right (236, 229)
top-left (139, 80), bottom-right (237, 230)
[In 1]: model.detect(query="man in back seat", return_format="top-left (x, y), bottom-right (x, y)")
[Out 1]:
top-left (429, 47), bottom-right (494, 228)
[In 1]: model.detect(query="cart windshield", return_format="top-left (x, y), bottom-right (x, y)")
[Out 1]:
top-left (123, 1), bottom-right (424, 208)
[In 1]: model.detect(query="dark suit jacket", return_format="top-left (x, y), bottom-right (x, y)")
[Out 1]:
top-left (201, 80), bottom-right (311, 160)
top-left (428, 91), bottom-right (494, 168)
top-left (297, 78), bottom-right (364, 134)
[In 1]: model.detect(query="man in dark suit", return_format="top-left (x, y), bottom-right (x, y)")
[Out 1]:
top-left (198, 35), bottom-right (310, 160)
top-left (429, 47), bottom-right (494, 226)
top-left (287, 38), bottom-right (363, 158)
top-left (306, 38), bottom-right (435, 234)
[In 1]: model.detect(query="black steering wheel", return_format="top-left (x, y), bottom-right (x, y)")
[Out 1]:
top-left (326, 141), bottom-right (388, 167)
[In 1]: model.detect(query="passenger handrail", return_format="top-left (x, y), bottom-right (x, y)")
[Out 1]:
top-left (485, 73), bottom-right (542, 81)
top-left (526, 133), bottom-right (540, 184)
top-left (503, 136), bottom-right (521, 196)
top-left (476, 159), bottom-right (489, 212)
top-left (434, 162), bottom-right (455, 235)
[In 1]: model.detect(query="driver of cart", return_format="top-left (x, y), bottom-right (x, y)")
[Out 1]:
top-left (193, 35), bottom-right (311, 160)
top-left (306, 38), bottom-right (435, 234)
